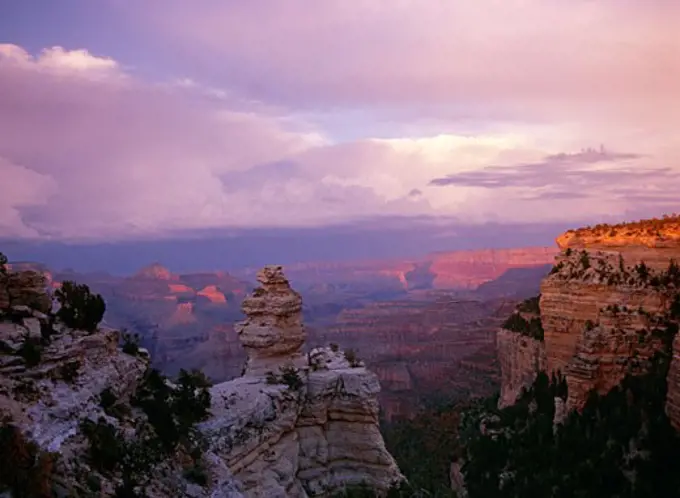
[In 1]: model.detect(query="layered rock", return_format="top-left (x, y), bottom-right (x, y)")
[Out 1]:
top-left (236, 265), bottom-right (307, 376)
top-left (241, 246), bottom-right (558, 293)
top-left (315, 293), bottom-right (511, 419)
top-left (203, 266), bottom-right (403, 497)
top-left (0, 269), bottom-right (51, 313)
top-left (496, 327), bottom-right (546, 408)
top-left (498, 216), bottom-right (680, 422)
top-left (541, 248), bottom-right (677, 412)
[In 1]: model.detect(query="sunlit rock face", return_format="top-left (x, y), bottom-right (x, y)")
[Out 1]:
top-left (497, 216), bottom-right (680, 426)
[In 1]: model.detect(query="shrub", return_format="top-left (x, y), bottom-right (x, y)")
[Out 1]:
top-left (635, 262), bottom-right (650, 281)
top-left (183, 460), bottom-right (209, 486)
top-left (502, 313), bottom-right (544, 341)
top-left (517, 295), bottom-right (541, 314)
top-left (0, 252), bottom-right (7, 274)
top-left (344, 348), bottom-right (361, 367)
top-left (0, 422), bottom-right (56, 497)
top-left (280, 366), bottom-right (304, 390)
top-left (59, 360), bottom-right (80, 383)
top-left (17, 337), bottom-right (42, 367)
top-left (174, 369), bottom-right (212, 434)
top-left (54, 281), bottom-right (106, 332)
top-left (122, 331), bottom-right (141, 356)
top-left (579, 250), bottom-right (591, 270)
top-left (132, 368), bottom-right (212, 452)
top-left (549, 262), bottom-right (564, 275)
top-left (100, 387), bottom-right (118, 413)
top-left (265, 371), bottom-right (279, 385)
top-left (80, 417), bottom-right (125, 473)
top-left (462, 354), bottom-right (680, 498)
top-left (330, 343), bottom-right (340, 352)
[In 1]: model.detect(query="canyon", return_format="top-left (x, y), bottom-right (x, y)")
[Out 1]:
top-left (22, 247), bottom-right (555, 420)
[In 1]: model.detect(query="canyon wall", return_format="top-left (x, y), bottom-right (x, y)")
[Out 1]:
top-left (236, 246), bottom-right (558, 292)
top-left (497, 217), bottom-right (680, 427)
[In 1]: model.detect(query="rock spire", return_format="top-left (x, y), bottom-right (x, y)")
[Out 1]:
top-left (235, 265), bottom-right (307, 376)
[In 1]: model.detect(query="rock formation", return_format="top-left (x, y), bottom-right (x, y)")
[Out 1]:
top-left (0, 268), bottom-right (52, 313)
top-left (236, 266), bottom-right (307, 377)
top-left (209, 265), bottom-right (404, 496)
top-left (497, 216), bottom-right (680, 426)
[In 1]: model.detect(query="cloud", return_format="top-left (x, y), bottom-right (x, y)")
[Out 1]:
top-left (0, 38), bottom-right (678, 243)
top-left (126, 0), bottom-right (680, 129)
top-left (429, 147), bottom-right (665, 188)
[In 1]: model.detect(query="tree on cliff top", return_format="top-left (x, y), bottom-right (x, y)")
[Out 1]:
top-left (55, 281), bottom-right (106, 332)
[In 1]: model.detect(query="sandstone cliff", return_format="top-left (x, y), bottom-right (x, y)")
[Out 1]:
top-left (497, 216), bottom-right (680, 426)
top-left (0, 263), bottom-right (402, 497)
top-left (496, 326), bottom-right (546, 409)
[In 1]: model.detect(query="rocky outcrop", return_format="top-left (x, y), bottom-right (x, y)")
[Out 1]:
top-left (207, 265), bottom-right (403, 497)
top-left (498, 216), bottom-right (680, 421)
top-left (0, 270), bottom-right (155, 496)
top-left (0, 269), bottom-right (51, 313)
top-left (496, 327), bottom-right (546, 408)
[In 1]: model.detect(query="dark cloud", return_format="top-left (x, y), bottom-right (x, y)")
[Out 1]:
top-left (429, 147), bottom-right (674, 190)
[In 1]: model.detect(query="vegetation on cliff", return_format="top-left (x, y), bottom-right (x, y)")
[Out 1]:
top-left (55, 280), bottom-right (106, 332)
top-left (501, 312), bottom-right (544, 341)
top-left (565, 214), bottom-right (680, 240)
top-left (549, 249), bottom-right (680, 292)
top-left (80, 367), bottom-right (212, 495)
top-left (461, 354), bottom-right (680, 498)
top-left (381, 401), bottom-right (462, 497)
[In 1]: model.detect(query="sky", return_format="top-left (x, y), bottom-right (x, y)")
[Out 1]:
top-left (0, 1), bottom-right (679, 268)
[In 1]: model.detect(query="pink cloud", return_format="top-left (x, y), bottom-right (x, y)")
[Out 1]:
top-left (127, 1), bottom-right (680, 127)
top-left (0, 34), bottom-right (678, 242)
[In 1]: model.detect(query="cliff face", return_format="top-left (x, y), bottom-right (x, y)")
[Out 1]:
top-left (496, 328), bottom-right (546, 408)
top-left (497, 216), bottom-right (680, 425)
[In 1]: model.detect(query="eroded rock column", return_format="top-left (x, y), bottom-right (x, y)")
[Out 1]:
top-left (235, 265), bottom-right (307, 377)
